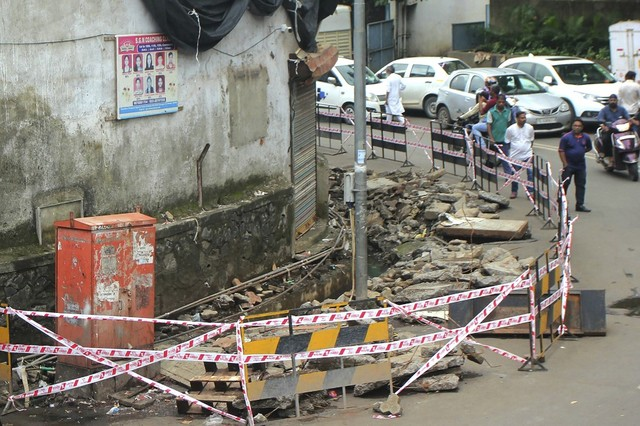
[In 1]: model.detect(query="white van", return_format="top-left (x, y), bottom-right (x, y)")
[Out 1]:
top-left (500, 55), bottom-right (621, 123)
top-left (316, 58), bottom-right (387, 116)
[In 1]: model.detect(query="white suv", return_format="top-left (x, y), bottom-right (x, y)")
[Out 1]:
top-left (316, 58), bottom-right (386, 116)
top-left (499, 55), bottom-right (621, 123)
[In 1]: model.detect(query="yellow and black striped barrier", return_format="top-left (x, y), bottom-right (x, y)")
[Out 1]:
top-left (241, 300), bottom-right (391, 402)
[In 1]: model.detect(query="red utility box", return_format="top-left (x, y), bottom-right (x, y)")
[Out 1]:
top-left (55, 212), bottom-right (156, 368)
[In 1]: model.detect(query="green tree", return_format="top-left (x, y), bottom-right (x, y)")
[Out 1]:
top-left (477, 5), bottom-right (618, 59)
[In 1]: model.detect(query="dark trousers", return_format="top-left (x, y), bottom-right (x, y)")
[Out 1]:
top-left (601, 130), bottom-right (613, 157)
top-left (562, 166), bottom-right (587, 206)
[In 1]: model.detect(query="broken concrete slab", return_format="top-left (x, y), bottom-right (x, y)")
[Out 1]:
top-left (436, 217), bottom-right (529, 240)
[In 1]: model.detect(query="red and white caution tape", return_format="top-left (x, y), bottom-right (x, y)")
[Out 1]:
top-left (387, 300), bottom-right (528, 365)
top-left (0, 307), bottom-right (225, 329)
top-left (7, 308), bottom-right (246, 424)
top-left (395, 273), bottom-right (527, 394)
top-left (235, 319), bottom-right (254, 426)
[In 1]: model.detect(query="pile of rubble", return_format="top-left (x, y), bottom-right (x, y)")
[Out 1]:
top-left (178, 168), bottom-right (535, 419)
top-left (328, 167), bottom-right (534, 295)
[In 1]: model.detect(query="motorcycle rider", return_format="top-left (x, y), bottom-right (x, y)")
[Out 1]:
top-left (471, 84), bottom-right (501, 147)
top-left (597, 94), bottom-right (629, 170)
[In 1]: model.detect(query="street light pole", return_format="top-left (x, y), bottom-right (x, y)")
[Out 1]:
top-left (353, 0), bottom-right (368, 300)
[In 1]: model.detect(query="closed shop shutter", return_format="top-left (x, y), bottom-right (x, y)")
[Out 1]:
top-left (292, 82), bottom-right (317, 237)
top-left (316, 30), bottom-right (353, 59)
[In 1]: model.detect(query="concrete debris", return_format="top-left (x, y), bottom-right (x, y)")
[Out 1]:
top-left (372, 393), bottom-right (402, 416)
top-left (412, 374), bottom-right (460, 392)
top-left (152, 168), bottom-right (534, 418)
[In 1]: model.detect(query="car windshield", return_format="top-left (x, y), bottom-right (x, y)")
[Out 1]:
top-left (439, 60), bottom-right (469, 74)
top-left (553, 63), bottom-right (616, 85)
top-left (336, 64), bottom-right (381, 85)
top-left (494, 74), bottom-right (546, 95)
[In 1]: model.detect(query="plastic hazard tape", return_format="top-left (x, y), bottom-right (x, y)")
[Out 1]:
top-left (430, 144), bottom-right (467, 158)
top-left (318, 125), bottom-right (354, 135)
top-left (0, 344), bottom-right (238, 363)
top-left (387, 301), bottom-right (528, 365)
top-left (395, 274), bottom-right (526, 394)
top-left (371, 134), bottom-right (408, 148)
top-left (0, 307), bottom-right (225, 329)
top-left (235, 320), bottom-right (254, 426)
top-left (7, 308), bottom-right (246, 423)
top-left (243, 277), bottom-right (534, 329)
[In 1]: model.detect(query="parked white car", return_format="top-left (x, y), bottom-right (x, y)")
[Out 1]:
top-left (375, 57), bottom-right (470, 118)
top-left (499, 55), bottom-right (621, 123)
top-left (316, 58), bottom-right (386, 116)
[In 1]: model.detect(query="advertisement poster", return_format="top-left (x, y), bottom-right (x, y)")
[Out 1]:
top-left (116, 34), bottom-right (178, 120)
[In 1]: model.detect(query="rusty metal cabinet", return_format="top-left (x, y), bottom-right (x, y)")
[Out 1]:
top-left (54, 213), bottom-right (156, 368)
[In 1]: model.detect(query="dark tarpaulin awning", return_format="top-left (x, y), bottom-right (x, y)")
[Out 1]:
top-left (143, 0), bottom-right (338, 53)
top-left (284, 0), bottom-right (339, 52)
top-left (142, 0), bottom-right (284, 52)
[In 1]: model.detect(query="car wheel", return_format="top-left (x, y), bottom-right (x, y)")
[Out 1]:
top-left (564, 99), bottom-right (576, 123)
top-left (436, 106), bottom-right (452, 127)
top-left (341, 103), bottom-right (355, 124)
top-left (423, 95), bottom-right (437, 119)
top-left (342, 103), bottom-right (355, 116)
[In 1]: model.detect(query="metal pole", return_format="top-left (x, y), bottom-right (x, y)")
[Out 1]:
top-left (353, 0), bottom-right (368, 300)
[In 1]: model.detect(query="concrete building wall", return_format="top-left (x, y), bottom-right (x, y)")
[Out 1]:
top-left (404, 0), bottom-right (488, 56)
top-left (0, 1), bottom-right (298, 246)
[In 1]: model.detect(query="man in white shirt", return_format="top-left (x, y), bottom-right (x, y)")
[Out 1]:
top-left (618, 71), bottom-right (640, 115)
top-left (505, 111), bottom-right (535, 199)
top-left (384, 65), bottom-right (406, 123)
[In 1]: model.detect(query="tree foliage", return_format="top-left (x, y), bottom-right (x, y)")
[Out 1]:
top-left (475, 5), bottom-right (621, 60)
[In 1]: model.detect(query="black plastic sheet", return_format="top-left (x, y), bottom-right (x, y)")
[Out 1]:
top-left (284, 0), bottom-right (339, 52)
top-left (143, 0), bottom-right (284, 52)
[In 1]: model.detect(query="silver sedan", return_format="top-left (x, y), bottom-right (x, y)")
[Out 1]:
top-left (435, 67), bottom-right (572, 133)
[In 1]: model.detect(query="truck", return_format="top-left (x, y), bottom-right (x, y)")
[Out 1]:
top-left (609, 20), bottom-right (640, 81)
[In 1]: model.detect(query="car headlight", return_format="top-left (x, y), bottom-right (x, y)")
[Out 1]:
top-left (581, 92), bottom-right (598, 102)
top-left (366, 92), bottom-right (379, 102)
top-left (559, 101), bottom-right (570, 112)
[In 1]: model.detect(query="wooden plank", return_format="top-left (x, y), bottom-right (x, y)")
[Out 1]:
top-left (188, 389), bottom-right (243, 403)
top-left (191, 374), bottom-right (242, 383)
top-left (436, 217), bottom-right (529, 240)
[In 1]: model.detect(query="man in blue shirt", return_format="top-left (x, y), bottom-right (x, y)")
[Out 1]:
top-left (597, 94), bottom-right (629, 169)
top-left (559, 118), bottom-right (593, 212)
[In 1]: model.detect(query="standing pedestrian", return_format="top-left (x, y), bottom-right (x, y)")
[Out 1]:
top-left (486, 94), bottom-right (512, 171)
top-left (559, 118), bottom-right (593, 212)
top-left (618, 71), bottom-right (640, 115)
top-left (505, 111), bottom-right (535, 199)
top-left (384, 65), bottom-right (406, 123)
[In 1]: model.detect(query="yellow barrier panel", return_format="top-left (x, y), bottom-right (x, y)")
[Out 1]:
top-left (0, 303), bottom-right (11, 383)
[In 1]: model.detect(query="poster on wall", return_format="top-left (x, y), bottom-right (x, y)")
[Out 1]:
top-left (116, 34), bottom-right (178, 120)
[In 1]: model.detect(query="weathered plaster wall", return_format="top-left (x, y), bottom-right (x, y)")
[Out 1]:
top-left (405, 0), bottom-right (488, 56)
top-left (0, 1), bottom-right (298, 246)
